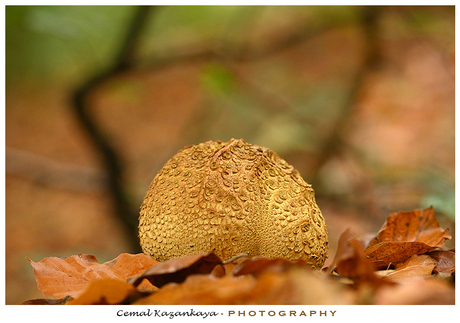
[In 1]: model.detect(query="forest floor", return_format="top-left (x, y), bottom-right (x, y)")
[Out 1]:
top-left (5, 15), bottom-right (455, 305)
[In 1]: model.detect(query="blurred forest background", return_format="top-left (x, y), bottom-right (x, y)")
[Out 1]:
top-left (5, 6), bottom-right (455, 304)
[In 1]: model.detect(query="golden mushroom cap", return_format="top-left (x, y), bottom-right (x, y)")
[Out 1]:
top-left (139, 138), bottom-right (328, 268)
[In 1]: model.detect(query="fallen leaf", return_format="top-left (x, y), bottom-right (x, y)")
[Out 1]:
top-left (246, 267), bottom-right (354, 305)
top-left (364, 207), bottom-right (451, 269)
top-left (232, 257), bottom-right (309, 276)
top-left (67, 279), bottom-right (140, 305)
top-left (27, 253), bottom-right (157, 298)
top-left (367, 207), bottom-right (450, 247)
top-left (427, 249), bottom-right (455, 274)
top-left (127, 252), bottom-right (222, 288)
top-left (323, 228), bottom-right (356, 274)
top-left (21, 296), bottom-right (72, 305)
top-left (324, 229), bottom-right (389, 289)
top-left (220, 255), bottom-right (251, 275)
top-left (374, 277), bottom-right (455, 305)
top-left (364, 241), bottom-right (435, 269)
top-left (136, 279), bottom-right (159, 293)
top-left (133, 274), bottom-right (257, 305)
top-left (335, 239), bottom-right (389, 288)
top-left (382, 254), bottom-right (437, 284)
top-left (134, 267), bottom-right (353, 305)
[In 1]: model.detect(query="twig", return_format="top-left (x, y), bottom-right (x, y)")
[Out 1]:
top-left (6, 147), bottom-right (107, 192)
top-left (72, 6), bottom-right (155, 252)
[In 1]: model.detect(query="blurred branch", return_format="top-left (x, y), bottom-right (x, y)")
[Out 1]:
top-left (139, 14), bottom-right (352, 71)
top-left (72, 6), bottom-right (155, 252)
top-left (310, 6), bottom-right (384, 186)
top-left (6, 147), bottom-right (107, 193)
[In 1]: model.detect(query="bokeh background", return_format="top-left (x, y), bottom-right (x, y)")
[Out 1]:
top-left (5, 5), bottom-right (455, 304)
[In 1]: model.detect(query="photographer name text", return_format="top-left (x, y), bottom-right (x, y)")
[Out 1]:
top-left (116, 308), bottom-right (337, 319)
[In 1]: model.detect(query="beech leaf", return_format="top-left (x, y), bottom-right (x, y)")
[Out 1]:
top-left (323, 228), bottom-right (356, 274)
top-left (67, 279), bottom-right (139, 305)
top-left (134, 266), bottom-right (352, 305)
top-left (427, 249), bottom-right (455, 274)
top-left (364, 207), bottom-right (451, 269)
top-left (127, 252), bottom-right (222, 288)
top-left (382, 254), bottom-right (437, 284)
top-left (27, 253), bottom-right (157, 298)
top-left (232, 257), bottom-right (309, 276)
top-left (21, 296), bottom-right (72, 305)
top-left (374, 278), bottom-right (455, 305)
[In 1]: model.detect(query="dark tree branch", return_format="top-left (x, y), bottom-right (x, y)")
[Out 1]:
top-left (310, 6), bottom-right (384, 187)
top-left (72, 6), bottom-right (155, 252)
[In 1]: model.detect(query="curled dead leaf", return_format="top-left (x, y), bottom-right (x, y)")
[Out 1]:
top-left (21, 296), bottom-right (72, 305)
top-left (134, 266), bottom-right (352, 305)
top-left (127, 252), bottom-right (222, 288)
top-left (27, 253), bottom-right (157, 298)
top-left (67, 279), bottom-right (140, 305)
top-left (427, 249), bottom-right (455, 274)
top-left (382, 254), bottom-right (437, 284)
top-left (367, 207), bottom-right (450, 246)
top-left (323, 228), bottom-right (356, 274)
top-left (232, 257), bottom-right (309, 276)
top-left (133, 274), bottom-right (256, 305)
top-left (325, 229), bottom-right (390, 289)
top-left (374, 277), bottom-right (455, 305)
top-left (364, 207), bottom-right (451, 269)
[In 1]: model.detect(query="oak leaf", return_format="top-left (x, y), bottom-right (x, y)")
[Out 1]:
top-left (27, 253), bottom-right (157, 298)
top-left (364, 207), bottom-right (450, 269)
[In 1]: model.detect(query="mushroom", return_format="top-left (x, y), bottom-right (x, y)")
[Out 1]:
top-left (139, 138), bottom-right (328, 268)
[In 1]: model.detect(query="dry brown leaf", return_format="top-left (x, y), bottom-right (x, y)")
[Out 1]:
top-left (367, 207), bottom-right (450, 246)
top-left (67, 279), bottom-right (139, 305)
top-left (427, 249), bottom-right (455, 274)
top-left (21, 296), bottom-right (72, 305)
top-left (364, 241), bottom-right (436, 269)
top-left (133, 274), bottom-right (257, 305)
top-left (335, 239), bottom-right (389, 288)
top-left (364, 207), bottom-right (451, 269)
top-left (382, 254), bottom-right (437, 284)
top-left (221, 255), bottom-right (251, 275)
top-left (325, 229), bottom-right (390, 289)
top-left (134, 267), bottom-right (353, 305)
top-left (127, 252), bottom-right (222, 288)
top-left (27, 253), bottom-right (157, 298)
top-left (374, 277), bottom-right (455, 305)
top-left (245, 267), bottom-right (354, 305)
top-left (323, 228), bottom-right (356, 274)
top-left (232, 257), bottom-right (309, 276)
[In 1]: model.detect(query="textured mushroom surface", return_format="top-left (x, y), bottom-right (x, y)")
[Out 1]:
top-left (139, 138), bottom-right (328, 268)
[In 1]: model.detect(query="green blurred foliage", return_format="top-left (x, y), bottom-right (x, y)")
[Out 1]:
top-left (420, 171), bottom-right (455, 221)
top-left (6, 6), bottom-right (136, 85)
top-left (6, 6), bottom-right (363, 86)
top-left (201, 63), bottom-right (237, 95)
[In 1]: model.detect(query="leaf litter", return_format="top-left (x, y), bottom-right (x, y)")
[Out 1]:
top-left (23, 207), bottom-right (454, 305)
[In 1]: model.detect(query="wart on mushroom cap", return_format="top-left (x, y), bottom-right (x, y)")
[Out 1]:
top-left (139, 138), bottom-right (328, 269)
